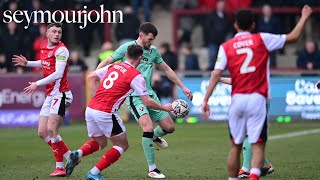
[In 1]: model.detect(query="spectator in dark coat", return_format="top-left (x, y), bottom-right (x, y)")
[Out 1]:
top-left (256, 4), bottom-right (282, 68)
top-left (204, 0), bottom-right (232, 70)
top-left (159, 42), bottom-right (178, 71)
top-left (115, 6), bottom-right (141, 45)
top-left (182, 44), bottom-right (200, 77)
top-left (69, 51), bottom-right (88, 72)
top-left (297, 41), bottom-right (320, 70)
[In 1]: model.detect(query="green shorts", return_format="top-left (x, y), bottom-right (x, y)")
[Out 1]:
top-left (125, 95), bottom-right (170, 122)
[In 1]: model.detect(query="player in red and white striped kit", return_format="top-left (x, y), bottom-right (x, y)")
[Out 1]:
top-left (12, 23), bottom-right (72, 177)
top-left (65, 44), bottom-right (173, 180)
top-left (202, 5), bottom-right (312, 180)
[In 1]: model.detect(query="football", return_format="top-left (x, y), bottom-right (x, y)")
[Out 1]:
top-left (172, 99), bottom-right (190, 118)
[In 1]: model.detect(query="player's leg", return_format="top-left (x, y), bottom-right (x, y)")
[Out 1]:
top-left (247, 94), bottom-right (267, 180)
top-left (48, 92), bottom-right (73, 177)
top-left (66, 107), bottom-right (108, 175)
top-left (86, 113), bottom-right (128, 180)
top-left (239, 137), bottom-right (251, 178)
top-left (150, 95), bottom-right (173, 149)
top-left (38, 96), bottom-right (52, 146)
top-left (227, 94), bottom-right (247, 179)
top-left (127, 96), bottom-right (165, 178)
top-left (38, 115), bottom-right (51, 145)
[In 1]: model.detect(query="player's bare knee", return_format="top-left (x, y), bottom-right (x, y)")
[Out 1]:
top-left (38, 131), bottom-right (48, 139)
top-left (165, 126), bottom-right (175, 133)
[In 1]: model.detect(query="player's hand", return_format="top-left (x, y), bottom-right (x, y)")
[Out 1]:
top-left (201, 102), bottom-right (210, 119)
top-left (23, 82), bottom-right (38, 95)
top-left (163, 103), bottom-right (174, 112)
top-left (12, 55), bottom-right (28, 67)
top-left (182, 87), bottom-right (193, 101)
top-left (301, 5), bottom-right (312, 19)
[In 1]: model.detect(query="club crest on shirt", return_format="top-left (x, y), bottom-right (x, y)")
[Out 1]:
top-left (139, 107), bottom-right (144, 111)
top-left (48, 51), bottom-right (53, 58)
top-left (149, 49), bottom-right (152, 54)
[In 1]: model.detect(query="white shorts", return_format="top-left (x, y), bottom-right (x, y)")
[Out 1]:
top-left (228, 93), bottom-right (268, 145)
top-left (85, 107), bottom-right (126, 138)
top-left (40, 91), bottom-right (73, 117)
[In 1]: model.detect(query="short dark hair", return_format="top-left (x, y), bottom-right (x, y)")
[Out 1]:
top-left (127, 44), bottom-right (143, 59)
top-left (47, 23), bottom-right (63, 30)
top-left (235, 9), bottom-right (254, 31)
top-left (139, 22), bottom-right (158, 37)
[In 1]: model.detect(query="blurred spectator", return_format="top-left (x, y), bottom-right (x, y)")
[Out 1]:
top-left (131, 0), bottom-right (153, 22)
top-left (69, 51), bottom-right (88, 72)
top-left (33, 25), bottom-right (47, 60)
top-left (297, 41), bottom-right (320, 70)
top-left (159, 42), bottom-right (178, 71)
top-left (182, 43), bottom-right (200, 76)
top-left (97, 41), bottom-right (115, 66)
top-left (0, 54), bottom-right (8, 74)
top-left (174, 0), bottom-right (198, 44)
top-left (152, 71), bottom-right (173, 104)
top-left (32, 25), bottom-right (47, 73)
top-left (198, 0), bottom-right (216, 9)
top-left (115, 6), bottom-right (141, 45)
top-left (1, 22), bottom-right (24, 72)
top-left (204, 0), bottom-right (232, 70)
top-left (257, 4), bottom-right (282, 68)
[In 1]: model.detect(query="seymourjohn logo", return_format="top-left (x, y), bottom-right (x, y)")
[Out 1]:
top-left (2, 5), bottom-right (123, 29)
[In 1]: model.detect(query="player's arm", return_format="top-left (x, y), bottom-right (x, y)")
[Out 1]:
top-left (156, 61), bottom-right (193, 100)
top-left (286, 5), bottom-right (312, 43)
top-left (23, 47), bottom-right (69, 95)
top-left (96, 43), bottom-right (128, 69)
top-left (12, 55), bottom-right (42, 68)
top-left (131, 74), bottom-right (173, 112)
top-left (202, 46), bottom-right (226, 119)
top-left (220, 77), bottom-right (231, 85)
top-left (35, 47), bottom-right (69, 86)
top-left (88, 65), bottom-right (111, 94)
top-left (96, 56), bottom-right (115, 70)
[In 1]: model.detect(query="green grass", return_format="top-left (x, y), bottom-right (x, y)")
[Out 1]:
top-left (1, 121), bottom-right (320, 180)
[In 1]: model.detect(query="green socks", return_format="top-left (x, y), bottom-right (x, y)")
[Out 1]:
top-left (242, 138), bottom-right (252, 169)
top-left (153, 126), bottom-right (167, 137)
top-left (142, 132), bottom-right (155, 165)
top-left (242, 137), bottom-right (271, 169)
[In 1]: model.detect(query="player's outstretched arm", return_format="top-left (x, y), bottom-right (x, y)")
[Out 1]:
top-left (156, 61), bottom-right (193, 100)
top-left (140, 95), bottom-right (173, 112)
top-left (286, 5), bottom-right (312, 43)
top-left (202, 69), bottom-right (223, 119)
top-left (220, 77), bottom-right (232, 85)
top-left (12, 55), bottom-right (41, 68)
top-left (96, 57), bottom-right (115, 70)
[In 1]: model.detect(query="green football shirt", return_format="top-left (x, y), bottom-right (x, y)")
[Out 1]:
top-left (110, 41), bottom-right (163, 96)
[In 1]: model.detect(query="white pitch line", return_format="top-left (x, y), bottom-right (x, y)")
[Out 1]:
top-left (269, 128), bottom-right (320, 140)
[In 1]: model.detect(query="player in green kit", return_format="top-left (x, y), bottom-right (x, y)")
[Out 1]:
top-left (97, 22), bottom-right (193, 179)
top-left (219, 77), bottom-right (274, 178)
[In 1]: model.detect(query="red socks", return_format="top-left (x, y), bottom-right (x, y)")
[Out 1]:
top-left (80, 140), bottom-right (100, 157)
top-left (96, 147), bottom-right (122, 171)
top-left (51, 140), bottom-right (69, 162)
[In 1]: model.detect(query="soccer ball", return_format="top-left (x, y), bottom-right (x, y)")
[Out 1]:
top-left (172, 99), bottom-right (190, 118)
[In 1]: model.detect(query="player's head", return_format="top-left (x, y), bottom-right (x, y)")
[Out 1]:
top-left (46, 23), bottom-right (62, 45)
top-left (126, 44), bottom-right (143, 65)
top-left (139, 22), bottom-right (158, 49)
top-left (234, 9), bottom-right (255, 32)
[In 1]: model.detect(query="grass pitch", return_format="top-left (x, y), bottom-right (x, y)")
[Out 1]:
top-left (1, 121), bottom-right (320, 180)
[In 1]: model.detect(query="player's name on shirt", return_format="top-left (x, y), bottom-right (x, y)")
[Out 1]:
top-left (113, 64), bottom-right (127, 74)
top-left (233, 39), bottom-right (254, 49)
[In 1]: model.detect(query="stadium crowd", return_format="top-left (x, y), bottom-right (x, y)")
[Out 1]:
top-left (1, 0), bottom-right (320, 74)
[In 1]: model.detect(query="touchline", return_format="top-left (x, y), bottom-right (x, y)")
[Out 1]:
top-left (2, 4), bottom-right (124, 29)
